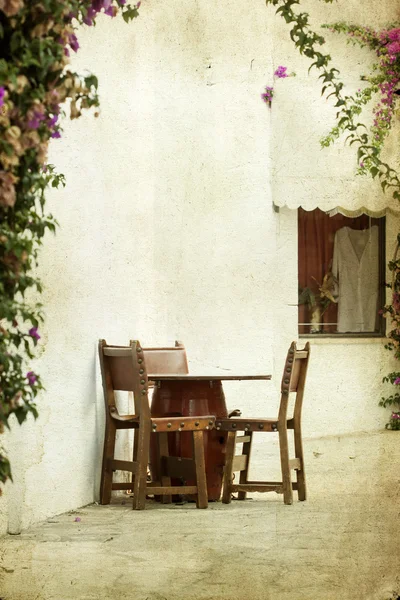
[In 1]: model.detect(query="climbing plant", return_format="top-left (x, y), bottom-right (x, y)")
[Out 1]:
top-left (265, 0), bottom-right (400, 428)
top-left (381, 238), bottom-right (400, 430)
top-left (0, 0), bottom-right (140, 492)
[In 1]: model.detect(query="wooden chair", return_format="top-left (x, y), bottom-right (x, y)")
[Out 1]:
top-left (98, 339), bottom-right (214, 509)
top-left (220, 342), bottom-right (310, 505)
top-left (130, 340), bottom-right (189, 498)
top-left (99, 340), bottom-right (188, 481)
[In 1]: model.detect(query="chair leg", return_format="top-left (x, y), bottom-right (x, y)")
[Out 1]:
top-left (294, 423), bottom-right (306, 501)
top-left (279, 426), bottom-right (293, 505)
top-left (237, 431), bottom-right (253, 500)
top-left (221, 431), bottom-right (236, 504)
top-left (158, 432), bottom-right (172, 504)
top-left (100, 420), bottom-right (117, 505)
top-left (192, 431), bottom-right (208, 509)
top-left (131, 428), bottom-right (139, 489)
top-left (132, 422), bottom-right (151, 510)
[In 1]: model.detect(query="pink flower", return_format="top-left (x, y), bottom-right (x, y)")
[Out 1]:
top-left (274, 66), bottom-right (288, 78)
top-left (261, 86), bottom-right (274, 104)
top-left (26, 371), bottom-right (37, 386)
top-left (29, 327), bottom-right (40, 340)
top-left (387, 41), bottom-right (400, 55)
top-left (387, 28), bottom-right (400, 42)
top-left (74, 517), bottom-right (81, 522)
top-left (392, 292), bottom-right (400, 313)
top-left (394, 377), bottom-right (400, 385)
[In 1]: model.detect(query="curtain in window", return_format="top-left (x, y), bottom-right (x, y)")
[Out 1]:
top-left (298, 208), bottom-right (379, 334)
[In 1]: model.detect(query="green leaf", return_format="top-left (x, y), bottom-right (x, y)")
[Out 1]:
top-left (370, 167), bottom-right (379, 179)
top-left (84, 74), bottom-right (99, 90)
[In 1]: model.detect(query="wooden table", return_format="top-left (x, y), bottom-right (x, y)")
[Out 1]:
top-left (149, 374), bottom-right (271, 501)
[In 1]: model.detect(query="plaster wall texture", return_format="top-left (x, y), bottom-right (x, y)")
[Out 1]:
top-left (1, 0), bottom-right (399, 535)
top-left (271, 3), bottom-right (399, 214)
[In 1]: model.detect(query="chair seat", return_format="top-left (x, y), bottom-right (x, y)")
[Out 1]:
top-left (110, 410), bottom-right (139, 424)
top-left (109, 412), bottom-right (214, 432)
top-left (151, 415), bottom-right (215, 432)
top-left (215, 417), bottom-right (278, 432)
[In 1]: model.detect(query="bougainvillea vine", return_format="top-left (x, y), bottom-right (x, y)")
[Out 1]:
top-left (0, 0), bottom-right (140, 492)
top-left (265, 0), bottom-right (400, 429)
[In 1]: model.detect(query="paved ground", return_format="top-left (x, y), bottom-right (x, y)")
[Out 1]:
top-left (0, 431), bottom-right (399, 600)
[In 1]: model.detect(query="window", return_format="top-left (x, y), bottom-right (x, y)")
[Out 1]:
top-left (298, 208), bottom-right (386, 337)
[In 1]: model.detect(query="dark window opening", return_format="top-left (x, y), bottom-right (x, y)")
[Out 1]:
top-left (298, 208), bottom-right (386, 337)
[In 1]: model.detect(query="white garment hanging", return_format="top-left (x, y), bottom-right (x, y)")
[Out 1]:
top-left (332, 226), bottom-right (379, 332)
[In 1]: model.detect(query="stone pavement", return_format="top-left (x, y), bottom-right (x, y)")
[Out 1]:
top-left (0, 431), bottom-right (399, 600)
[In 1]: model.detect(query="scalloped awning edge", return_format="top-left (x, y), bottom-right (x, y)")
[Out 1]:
top-left (273, 202), bottom-right (400, 218)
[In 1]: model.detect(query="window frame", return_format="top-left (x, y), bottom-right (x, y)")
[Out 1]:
top-left (298, 211), bottom-right (386, 339)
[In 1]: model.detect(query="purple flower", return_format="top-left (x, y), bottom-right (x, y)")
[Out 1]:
top-left (261, 85), bottom-right (274, 104)
top-left (26, 371), bottom-right (37, 386)
top-left (105, 5), bottom-right (114, 15)
top-left (51, 131), bottom-right (61, 139)
top-left (394, 377), bottom-right (400, 385)
top-left (74, 517), bottom-right (82, 522)
top-left (68, 33), bottom-right (80, 53)
top-left (29, 327), bottom-right (41, 340)
top-left (27, 111), bottom-right (45, 130)
top-left (0, 87), bottom-right (5, 108)
top-left (48, 114), bottom-right (59, 127)
top-left (274, 65), bottom-right (288, 79)
top-left (92, 0), bottom-right (112, 10)
top-left (83, 7), bottom-right (97, 25)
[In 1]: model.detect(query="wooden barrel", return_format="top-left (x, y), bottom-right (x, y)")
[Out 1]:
top-left (149, 380), bottom-right (228, 501)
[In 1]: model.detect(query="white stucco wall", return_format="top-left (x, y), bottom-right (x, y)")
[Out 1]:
top-left (1, 0), bottom-right (399, 534)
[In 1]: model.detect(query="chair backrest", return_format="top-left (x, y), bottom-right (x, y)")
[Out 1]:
top-left (279, 341), bottom-right (310, 421)
top-left (98, 339), bottom-right (151, 418)
top-left (137, 341), bottom-right (189, 377)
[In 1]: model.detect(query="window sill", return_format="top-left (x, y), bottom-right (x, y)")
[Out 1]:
top-left (299, 334), bottom-right (386, 345)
